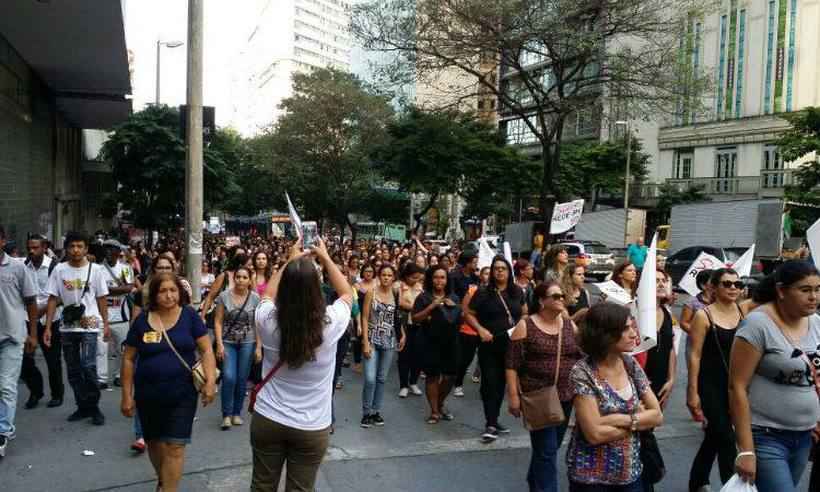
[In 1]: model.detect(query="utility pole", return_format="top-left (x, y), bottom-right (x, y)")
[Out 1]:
top-left (616, 120), bottom-right (632, 247)
top-left (185, 0), bottom-right (204, 303)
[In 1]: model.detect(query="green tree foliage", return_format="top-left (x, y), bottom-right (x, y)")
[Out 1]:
top-left (263, 68), bottom-right (395, 231)
top-left (779, 107), bottom-right (820, 205)
top-left (377, 107), bottom-right (537, 228)
top-left (557, 137), bottom-right (650, 205)
top-left (100, 105), bottom-right (241, 231)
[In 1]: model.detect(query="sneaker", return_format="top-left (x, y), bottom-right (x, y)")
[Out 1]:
top-left (495, 423), bottom-right (511, 434)
top-left (453, 386), bottom-right (464, 397)
top-left (360, 415), bottom-right (372, 428)
top-left (24, 393), bottom-right (43, 410)
top-left (47, 397), bottom-right (63, 408)
top-left (231, 416), bottom-right (244, 426)
top-left (471, 375), bottom-right (480, 383)
top-left (481, 426), bottom-right (499, 442)
top-left (371, 413), bottom-right (385, 426)
top-left (67, 408), bottom-right (90, 422)
top-left (221, 417), bottom-right (232, 430)
top-left (335, 380), bottom-right (344, 390)
top-left (91, 408), bottom-right (105, 426)
top-left (409, 384), bottom-right (423, 396)
top-left (0, 435), bottom-right (6, 458)
top-left (398, 387), bottom-right (409, 398)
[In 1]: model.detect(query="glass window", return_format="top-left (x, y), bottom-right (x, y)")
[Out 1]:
top-left (763, 144), bottom-right (784, 188)
top-left (674, 151), bottom-right (694, 179)
top-left (716, 15), bottom-right (728, 118)
top-left (735, 10), bottom-right (746, 118)
top-left (764, 1), bottom-right (777, 114)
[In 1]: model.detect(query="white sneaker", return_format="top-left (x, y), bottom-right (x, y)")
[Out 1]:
top-left (398, 387), bottom-right (409, 398)
top-left (410, 384), bottom-right (423, 396)
top-left (453, 386), bottom-right (464, 397)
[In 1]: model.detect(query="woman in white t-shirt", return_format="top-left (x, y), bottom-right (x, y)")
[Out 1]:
top-left (251, 238), bottom-right (352, 491)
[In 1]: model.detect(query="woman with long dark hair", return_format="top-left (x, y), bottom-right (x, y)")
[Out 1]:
top-left (466, 255), bottom-right (527, 442)
top-left (730, 261), bottom-right (820, 491)
top-left (413, 265), bottom-right (461, 423)
top-left (687, 268), bottom-right (743, 491)
top-left (612, 262), bottom-right (638, 299)
top-left (397, 263), bottom-right (425, 398)
top-left (250, 239), bottom-right (352, 491)
top-left (252, 250), bottom-right (272, 296)
top-left (200, 253), bottom-right (249, 320)
top-left (361, 264), bottom-right (405, 427)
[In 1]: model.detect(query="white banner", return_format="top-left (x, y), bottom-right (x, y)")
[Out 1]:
top-left (807, 218), bottom-right (820, 269)
top-left (679, 252), bottom-right (725, 297)
top-left (551, 199), bottom-right (585, 234)
top-left (503, 241), bottom-right (514, 268)
top-left (593, 280), bottom-right (633, 306)
top-left (285, 192), bottom-right (303, 239)
top-left (632, 233), bottom-right (658, 355)
top-left (731, 244), bottom-right (756, 278)
top-left (477, 237), bottom-right (496, 269)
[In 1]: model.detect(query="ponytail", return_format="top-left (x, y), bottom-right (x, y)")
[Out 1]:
top-left (752, 260), bottom-right (819, 304)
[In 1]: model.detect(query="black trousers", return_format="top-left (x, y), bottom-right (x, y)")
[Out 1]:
top-left (20, 321), bottom-right (64, 400)
top-left (397, 324), bottom-right (420, 388)
top-left (688, 398), bottom-right (736, 491)
top-left (478, 342), bottom-right (507, 428)
top-left (455, 333), bottom-right (479, 388)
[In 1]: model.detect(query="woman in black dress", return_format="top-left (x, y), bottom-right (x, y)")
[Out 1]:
top-left (413, 265), bottom-right (461, 423)
top-left (687, 268), bottom-right (743, 491)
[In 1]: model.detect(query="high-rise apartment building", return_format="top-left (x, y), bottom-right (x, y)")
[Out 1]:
top-left (230, 0), bottom-right (352, 136)
top-left (641, 0), bottom-right (820, 203)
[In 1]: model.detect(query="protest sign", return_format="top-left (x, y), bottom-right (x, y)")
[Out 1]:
top-left (551, 199), bottom-right (585, 234)
top-left (678, 252), bottom-right (726, 297)
top-left (593, 280), bottom-right (633, 306)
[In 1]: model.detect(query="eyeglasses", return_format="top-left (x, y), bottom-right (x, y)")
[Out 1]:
top-left (720, 280), bottom-right (745, 289)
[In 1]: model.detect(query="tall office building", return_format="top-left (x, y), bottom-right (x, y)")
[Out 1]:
top-left (230, 0), bottom-right (352, 136)
top-left (642, 0), bottom-right (820, 203)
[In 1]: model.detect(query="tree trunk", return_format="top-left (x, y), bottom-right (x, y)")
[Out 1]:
top-left (539, 122), bottom-right (564, 245)
top-left (413, 191), bottom-right (439, 234)
top-left (345, 214), bottom-right (358, 244)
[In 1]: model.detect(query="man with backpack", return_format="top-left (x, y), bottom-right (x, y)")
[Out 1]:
top-left (19, 234), bottom-right (64, 409)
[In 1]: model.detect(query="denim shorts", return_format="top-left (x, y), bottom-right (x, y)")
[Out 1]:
top-left (136, 391), bottom-right (198, 445)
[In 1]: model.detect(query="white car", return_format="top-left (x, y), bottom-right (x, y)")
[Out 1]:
top-left (427, 240), bottom-right (451, 254)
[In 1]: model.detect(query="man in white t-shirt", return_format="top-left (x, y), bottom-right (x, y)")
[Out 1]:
top-left (44, 232), bottom-right (110, 426)
top-left (0, 225), bottom-right (39, 458)
top-left (98, 244), bottom-right (134, 388)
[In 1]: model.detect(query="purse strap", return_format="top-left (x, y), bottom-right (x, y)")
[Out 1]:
top-left (257, 359), bottom-right (285, 393)
top-left (519, 315), bottom-right (563, 389)
top-left (151, 311), bottom-right (192, 374)
top-left (496, 290), bottom-right (515, 327)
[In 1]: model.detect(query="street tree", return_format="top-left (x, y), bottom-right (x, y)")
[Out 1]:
top-left (100, 105), bottom-right (241, 234)
top-left (263, 68), bottom-right (394, 234)
top-left (353, 0), bottom-right (713, 233)
top-left (778, 107), bottom-right (820, 204)
top-left (557, 137), bottom-right (650, 210)
top-left (376, 107), bottom-right (536, 231)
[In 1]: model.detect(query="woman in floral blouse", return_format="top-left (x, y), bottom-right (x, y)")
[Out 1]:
top-left (567, 303), bottom-right (664, 491)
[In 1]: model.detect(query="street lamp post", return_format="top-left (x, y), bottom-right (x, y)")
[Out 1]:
top-left (616, 120), bottom-right (632, 248)
top-left (155, 39), bottom-right (184, 105)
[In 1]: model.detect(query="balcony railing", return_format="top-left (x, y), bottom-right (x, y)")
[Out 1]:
top-left (633, 169), bottom-right (795, 200)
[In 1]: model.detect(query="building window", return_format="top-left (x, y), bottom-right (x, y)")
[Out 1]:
top-left (692, 22), bottom-right (702, 124)
top-left (763, 144), bottom-right (784, 188)
top-left (715, 147), bottom-right (737, 193)
top-left (674, 151), bottom-right (693, 179)
top-left (734, 9), bottom-right (746, 118)
top-left (503, 117), bottom-right (538, 145)
top-left (764, 1), bottom-right (777, 114)
top-left (716, 15), bottom-right (728, 119)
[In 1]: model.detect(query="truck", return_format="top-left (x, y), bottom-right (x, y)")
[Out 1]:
top-left (573, 208), bottom-right (647, 249)
top-left (668, 199), bottom-right (784, 259)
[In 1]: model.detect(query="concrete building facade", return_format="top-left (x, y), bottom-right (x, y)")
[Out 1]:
top-left (640, 0), bottom-right (820, 203)
top-left (231, 0), bottom-right (353, 136)
top-left (0, 1), bottom-right (131, 246)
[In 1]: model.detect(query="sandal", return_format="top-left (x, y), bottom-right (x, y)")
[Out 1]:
top-left (441, 412), bottom-right (455, 421)
top-left (426, 415), bottom-right (441, 424)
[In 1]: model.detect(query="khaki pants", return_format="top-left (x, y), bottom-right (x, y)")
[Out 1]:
top-left (250, 413), bottom-right (330, 492)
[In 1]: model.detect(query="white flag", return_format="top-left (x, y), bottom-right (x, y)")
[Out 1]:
top-left (731, 244), bottom-right (756, 278)
top-left (632, 233), bottom-right (658, 355)
top-left (477, 237), bottom-right (495, 270)
top-left (285, 192), bottom-right (303, 239)
top-left (807, 218), bottom-right (820, 268)
top-left (679, 252), bottom-right (726, 297)
top-left (503, 241), bottom-right (514, 268)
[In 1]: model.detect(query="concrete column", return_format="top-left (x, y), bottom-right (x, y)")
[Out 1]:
top-left (185, 0), bottom-right (204, 303)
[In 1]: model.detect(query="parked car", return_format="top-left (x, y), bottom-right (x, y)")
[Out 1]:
top-left (560, 241), bottom-right (615, 282)
top-left (666, 246), bottom-right (763, 287)
top-left (610, 247), bottom-right (628, 266)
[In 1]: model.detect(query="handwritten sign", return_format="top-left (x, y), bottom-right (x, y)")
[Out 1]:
top-left (593, 280), bottom-right (633, 306)
top-left (477, 237), bottom-right (496, 270)
top-left (551, 199), bottom-right (585, 234)
top-left (225, 236), bottom-right (241, 247)
top-left (679, 252), bottom-right (725, 297)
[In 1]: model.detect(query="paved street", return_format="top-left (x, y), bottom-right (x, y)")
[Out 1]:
top-left (2, 297), bottom-right (812, 491)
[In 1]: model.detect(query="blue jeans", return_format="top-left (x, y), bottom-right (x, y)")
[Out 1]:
top-left (361, 346), bottom-right (394, 415)
top-left (62, 332), bottom-right (100, 411)
top-left (569, 480), bottom-right (643, 492)
top-left (0, 338), bottom-right (24, 436)
top-left (221, 341), bottom-right (255, 417)
top-left (752, 426), bottom-right (813, 492)
top-left (529, 427), bottom-right (559, 492)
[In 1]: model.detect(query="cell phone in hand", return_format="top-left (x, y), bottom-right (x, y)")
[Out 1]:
top-left (302, 221), bottom-right (318, 249)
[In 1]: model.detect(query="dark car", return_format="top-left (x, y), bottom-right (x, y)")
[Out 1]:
top-left (666, 246), bottom-right (761, 287)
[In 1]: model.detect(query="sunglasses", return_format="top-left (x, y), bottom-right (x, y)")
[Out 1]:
top-left (720, 280), bottom-right (745, 289)
top-left (547, 293), bottom-right (565, 301)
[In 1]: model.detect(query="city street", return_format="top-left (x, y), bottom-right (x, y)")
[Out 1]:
top-left (4, 297), bottom-right (812, 491)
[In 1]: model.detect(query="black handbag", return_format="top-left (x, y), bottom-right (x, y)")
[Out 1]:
top-left (639, 430), bottom-right (665, 484)
top-left (62, 263), bottom-right (93, 325)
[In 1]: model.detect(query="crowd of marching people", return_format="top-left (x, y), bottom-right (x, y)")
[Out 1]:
top-left (1, 224), bottom-right (820, 492)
